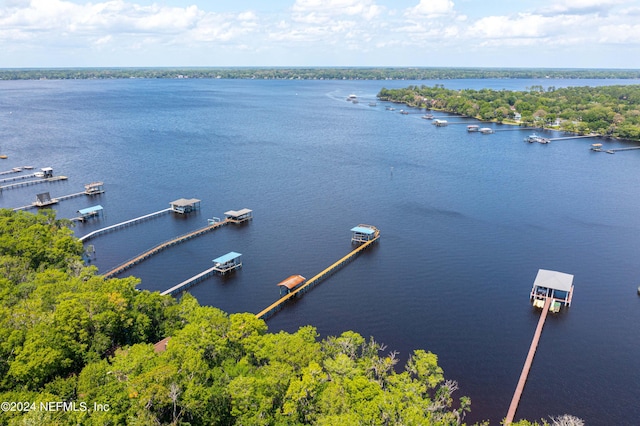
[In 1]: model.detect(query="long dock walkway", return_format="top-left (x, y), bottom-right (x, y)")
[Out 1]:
top-left (160, 265), bottom-right (219, 296)
top-left (255, 236), bottom-right (379, 320)
top-left (103, 219), bottom-right (230, 278)
top-left (505, 297), bottom-right (552, 425)
top-left (13, 191), bottom-right (86, 211)
top-left (548, 135), bottom-right (598, 141)
top-left (79, 208), bottom-right (172, 242)
top-left (0, 173), bottom-right (37, 184)
top-left (0, 176), bottom-right (67, 191)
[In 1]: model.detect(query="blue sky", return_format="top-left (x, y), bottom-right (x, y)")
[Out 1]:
top-left (1, 0), bottom-right (639, 68)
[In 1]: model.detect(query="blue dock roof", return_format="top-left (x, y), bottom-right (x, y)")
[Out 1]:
top-left (213, 251), bottom-right (242, 264)
top-left (351, 226), bottom-right (375, 235)
top-left (77, 205), bottom-right (103, 215)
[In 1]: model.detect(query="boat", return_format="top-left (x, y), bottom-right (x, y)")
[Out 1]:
top-left (606, 150), bottom-right (615, 154)
top-left (399, 110), bottom-right (409, 115)
top-left (369, 102), bottom-right (377, 107)
top-left (467, 125), bottom-right (479, 132)
top-left (433, 119), bottom-right (448, 127)
top-left (590, 143), bottom-right (603, 151)
top-left (0, 154), bottom-right (7, 159)
top-left (524, 133), bottom-right (550, 144)
top-left (479, 128), bottom-right (494, 134)
top-left (422, 114), bottom-right (434, 120)
top-left (346, 94), bottom-right (357, 102)
top-left (23, 165), bottom-right (34, 169)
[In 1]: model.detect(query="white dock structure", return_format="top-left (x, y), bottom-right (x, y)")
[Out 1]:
top-left (211, 252), bottom-right (243, 275)
top-left (79, 208), bottom-right (172, 242)
top-left (161, 265), bottom-right (220, 296)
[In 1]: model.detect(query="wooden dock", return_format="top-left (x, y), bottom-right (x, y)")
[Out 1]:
top-left (79, 208), bottom-right (172, 242)
top-left (255, 233), bottom-right (380, 320)
top-left (0, 176), bottom-right (67, 192)
top-left (0, 172), bottom-right (37, 184)
top-left (547, 135), bottom-right (599, 141)
top-left (13, 191), bottom-right (87, 211)
top-left (161, 265), bottom-right (220, 296)
top-left (505, 297), bottom-right (552, 425)
top-left (102, 219), bottom-right (230, 278)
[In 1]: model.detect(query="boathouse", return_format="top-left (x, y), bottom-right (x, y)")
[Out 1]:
top-left (170, 198), bottom-right (201, 214)
top-left (278, 275), bottom-right (306, 296)
top-left (225, 208), bottom-right (253, 223)
top-left (41, 167), bottom-right (53, 178)
top-left (212, 252), bottom-right (242, 274)
top-left (84, 182), bottom-right (105, 195)
top-left (77, 205), bottom-right (103, 221)
top-left (35, 192), bottom-right (56, 207)
top-left (530, 269), bottom-right (574, 312)
top-left (351, 224), bottom-right (380, 244)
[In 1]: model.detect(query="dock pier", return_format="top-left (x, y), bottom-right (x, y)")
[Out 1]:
top-left (161, 265), bottom-right (220, 296)
top-left (505, 269), bottom-right (574, 425)
top-left (102, 218), bottom-right (232, 277)
top-left (13, 191), bottom-right (87, 211)
top-left (255, 225), bottom-right (380, 320)
top-left (79, 208), bottom-right (172, 242)
top-left (0, 175), bottom-right (67, 192)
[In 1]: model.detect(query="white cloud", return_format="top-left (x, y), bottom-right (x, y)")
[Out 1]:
top-left (539, 0), bottom-right (629, 15)
top-left (291, 0), bottom-right (383, 24)
top-left (406, 0), bottom-right (455, 17)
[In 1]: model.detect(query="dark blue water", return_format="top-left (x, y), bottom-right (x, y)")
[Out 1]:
top-left (1, 78), bottom-right (640, 425)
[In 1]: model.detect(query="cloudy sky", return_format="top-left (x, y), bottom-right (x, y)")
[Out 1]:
top-left (1, 0), bottom-right (639, 68)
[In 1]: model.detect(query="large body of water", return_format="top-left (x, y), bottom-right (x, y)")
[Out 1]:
top-left (1, 77), bottom-right (639, 424)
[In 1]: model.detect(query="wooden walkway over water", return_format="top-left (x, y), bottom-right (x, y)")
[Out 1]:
top-left (255, 234), bottom-right (380, 320)
top-left (505, 297), bottom-right (552, 425)
top-left (103, 219), bottom-right (230, 278)
top-left (79, 208), bottom-right (172, 242)
top-left (13, 191), bottom-right (87, 211)
top-left (161, 265), bottom-right (220, 296)
top-left (0, 176), bottom-right (67, 191)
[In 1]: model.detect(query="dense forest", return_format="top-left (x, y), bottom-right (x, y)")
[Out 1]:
top-left (378, 84), bottom-right (640, 141)
top-left (1, 67), bottom-right (640, 81)
top-left (0, 209), bottom-right (584, 425)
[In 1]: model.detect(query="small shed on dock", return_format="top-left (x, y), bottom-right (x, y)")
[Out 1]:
top-left (212, 252), bottom-right (242, 274)
top-left (35, 192), bottom-right (57, 207)
top-left (278, 275), bottom-right (306, 295)
top-left (530, 269), bottom-right (574, 310)
top-left (85, 182), bottom-right (105, 195)
top-left (225, 208), bottom-right (253, 223)
top-left (170, 198), bottom-right (201, 214)
top-left (351, 224), bottom-right (380, 243)
top-left (77, 205), bottom-right (103, 221)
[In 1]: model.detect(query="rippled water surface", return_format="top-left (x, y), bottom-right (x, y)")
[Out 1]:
top-left (1, 78), bottom-right (639, 424)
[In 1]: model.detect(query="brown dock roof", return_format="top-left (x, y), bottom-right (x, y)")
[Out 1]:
top-left (277, 275), bottom-right (306, 289)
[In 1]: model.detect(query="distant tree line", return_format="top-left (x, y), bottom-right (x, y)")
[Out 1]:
top-left (1, 67), bottom-right (640, 81)
top-left (378, 84), bottom-right (640, 141)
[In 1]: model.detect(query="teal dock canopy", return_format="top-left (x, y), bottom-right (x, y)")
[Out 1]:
top-left (351, 226), bottom-right (376, 235)
top-left (213, 251), bottom-right (242, 265)
top-left (351, 224), bottom-right (380, 243)
top-left (78, 205), bottom-right (103, 215)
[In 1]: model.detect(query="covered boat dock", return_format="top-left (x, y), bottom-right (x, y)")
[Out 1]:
top-left (212, 251), bottom-right (243, 274)
top-left (278, 275), bottom-right (306, 295)
top-left (77, 205), bottom-right (103, 222)
top-left (351, 224), bottom-right (380, 244)
top-left (170, 198), bottom-right (201, 214)
top-left (225, 208), bottom-right (253, 223)
top-left (530, 268), bottom-right (574, 312)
